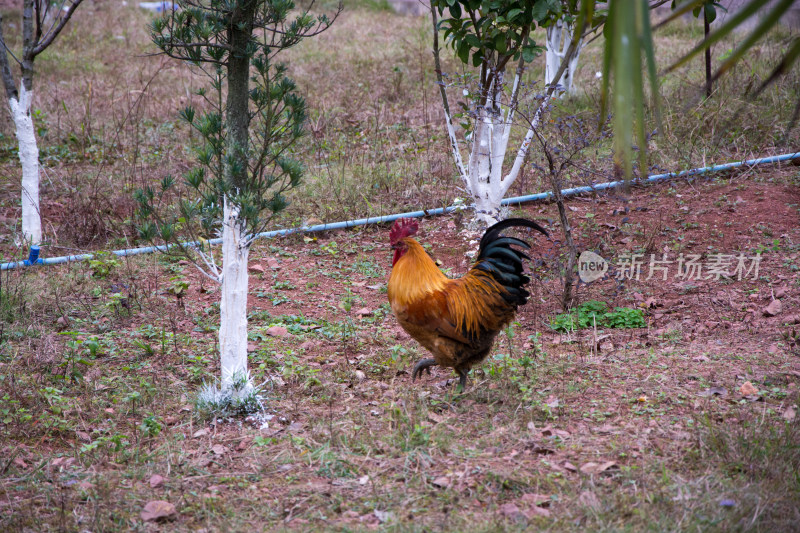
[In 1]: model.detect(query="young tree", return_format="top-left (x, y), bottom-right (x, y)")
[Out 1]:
top-left (544, 6), bottom-right (585, 97)
top-left (430, 1), bottom-right (585, 226)
top-left (0, 0), bottom-right (84, 247)
top-left (137, 0), bottom-right (338, 399)
top-left (544, 2), bottom-right (669, 99)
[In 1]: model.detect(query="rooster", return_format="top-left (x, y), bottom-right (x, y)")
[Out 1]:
top-left (387, 217), bottom-right (548, 390)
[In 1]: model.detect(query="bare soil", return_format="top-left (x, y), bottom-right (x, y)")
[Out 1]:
top-left (2, 165), bottom-right (799, 531)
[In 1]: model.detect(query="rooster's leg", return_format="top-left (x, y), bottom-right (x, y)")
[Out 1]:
top-left (411, 358), bottom-right (437, 380)
top-left (457, 369), bottom-right (468, 391)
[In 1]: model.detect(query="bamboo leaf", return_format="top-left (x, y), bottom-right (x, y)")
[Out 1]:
top-left (752, 36), bottom-right (800, 97)
top-left (666, 0), bottom-right (771, 72)
top-left (712, 0), bottom-right (796, 81)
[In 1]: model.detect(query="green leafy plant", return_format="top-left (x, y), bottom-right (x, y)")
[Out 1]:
top-left (139, 415), bottom-right (162, 437)
top-left (549, 300), bottom-right (645, 332)
top-left (88, 251), bottom-right (120, 278)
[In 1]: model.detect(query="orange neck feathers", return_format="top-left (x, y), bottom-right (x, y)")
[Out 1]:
top-left (388, 238), bottom-right (446, 305)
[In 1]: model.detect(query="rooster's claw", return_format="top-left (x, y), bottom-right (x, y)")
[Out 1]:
top-left (411, 358), bottom-right (437, 381)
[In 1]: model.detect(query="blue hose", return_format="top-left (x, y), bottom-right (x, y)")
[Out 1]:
top-left (3, 151), bottom-right (799, 271)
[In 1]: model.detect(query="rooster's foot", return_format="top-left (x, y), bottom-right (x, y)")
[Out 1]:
top-left (411, 358), bottom-right (437, 381)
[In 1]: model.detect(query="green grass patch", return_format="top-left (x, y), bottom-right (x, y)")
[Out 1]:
top-left (549, 300), bottom-right (645, 332)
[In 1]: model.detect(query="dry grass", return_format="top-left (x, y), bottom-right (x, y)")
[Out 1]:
top-left (0, 1), bottom-right (799, 531)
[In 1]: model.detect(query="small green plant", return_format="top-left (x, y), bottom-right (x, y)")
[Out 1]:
top-left (406, 424), bottom-right (430, 450)
top-left (273, 280), bottom-right (295, 290)
top-left (549, 300), bottom-right (645, 332)
top-left (389, 344), bottom-right (408, 363)
top-left (194, 371), bottom-right (264, 418)
top-left (139, 415), bottom-right (162, 437)
top-left (168, 277), bottom-right (190, 304)
top-left (88, 251), bottom-right (120, 278)
top-left (55, 334), bottom-right (100, 381)
top-left (254, 435), bottom-right (275, 447)
top-left (321, 240), bottom-right (339, 256)
top-left (105, 291), bottom-right (130, 315)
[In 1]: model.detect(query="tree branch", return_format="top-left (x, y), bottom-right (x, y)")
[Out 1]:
top-left (501, 27), bottom-right (582, 193)
top-left (0, 15), bottom-right (19, 101)
top-left (430, 3), bottom-right (468, 183)
top-left (31, 0), bottom-right (84, 58)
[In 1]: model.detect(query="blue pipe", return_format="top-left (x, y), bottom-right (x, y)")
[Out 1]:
top-left (3, 151), bottom-right (799, 271)
top-left (501, 151), bottom-right (800, 205)
top-left (24, 245), bottom-right (41, 266)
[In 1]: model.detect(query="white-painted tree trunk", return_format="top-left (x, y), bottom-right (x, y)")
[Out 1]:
top-left (218, 197), bottom-right (252, 395)
top-left (468, 105), bottom-right (512, 225)
top-left (9, 84), bottom-right (41, 246)
top-left (431, 8), bottom-right (578, 227)
top-left (463, 87), bottom-right (552, 226)
top-left (545, 19), bottom-right (583, 97)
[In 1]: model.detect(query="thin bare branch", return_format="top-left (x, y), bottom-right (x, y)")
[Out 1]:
top-left (31, 0), bottom-right (85, 58)
top-left (430, 4), bottom-right (468, 183)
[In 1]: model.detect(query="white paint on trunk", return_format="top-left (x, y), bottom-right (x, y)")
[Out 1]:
top-left (545, 19), bottom-right (583, 97)
top-left (218, 196), bottom-right (252, 394)
top-left (461, 90), bottom-right (554, 226)
top-left (10, 84), bottom-right (41, 246)
top-left (433, 22), bottom-right (580, 226)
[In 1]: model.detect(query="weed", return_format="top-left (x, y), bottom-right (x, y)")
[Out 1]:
top-left (88, 252), bottom-right (120, 278)
top-left (195, 371), bottom-right (265, 419)
top-left (549, 300), bottom-right (645, 332)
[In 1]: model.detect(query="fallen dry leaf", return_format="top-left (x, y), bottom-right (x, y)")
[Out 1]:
top-left (51, 457), bottom-right (76, 468)
top-left (527, 506), bottom-right (551, 518)
top-left (739, 381), bottom-right (758, 396)
top-left (579, 490), bottom-right (601, 510)
top-left (140, 500), bottom-right (177, 522)
top-left (520, 493), bottom-right (550, 507)
top-left (427, 412), bottom-right (446, 424)
top-left (211, 444), bottom-right (226, 456)
top-left (431, 476), bottom-right (450, 488)
top-left (580, 461), bottom-right (617, 474)
top-left (500, 502), bottom-right (527, 523)
top-left (373, 509), bottom-right (393, 524)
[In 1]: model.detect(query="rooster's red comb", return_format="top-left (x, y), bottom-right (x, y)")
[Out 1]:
top-left (389, 218), bottom-right (419, 244)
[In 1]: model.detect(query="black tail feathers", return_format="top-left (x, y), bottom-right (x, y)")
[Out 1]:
top-left (474, 218), bottom-right (548, 306)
